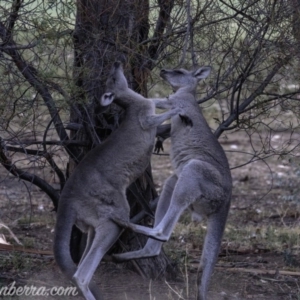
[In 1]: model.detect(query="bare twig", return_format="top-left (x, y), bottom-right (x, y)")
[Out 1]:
top-left (219, 0), bottom-right (259, 23)
top-left (0, 223), bottom-right (22, 245)
top-left (147, 0), bottom-right (174, 67)
top-left (0, 22), bottom-right (81, 163)
top-left (0, 0), bottom-right (23, 46)
top-left (0, 138), bottom-right (59, 209)
top-left (0, 39), bottom-right (42, 50)
top-left (42, 113), bottom-right (66, 191)
top-left (215, 266), bottom-right (300, 277)
top-left (214, 55), bottom-right (292, 138)
top-left (178, 0), bottom-right (191, 66)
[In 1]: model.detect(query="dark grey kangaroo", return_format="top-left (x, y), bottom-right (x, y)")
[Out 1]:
top-left (113, 66), bottom-right (232, 300)
top-left (53, 62), bottom-right (180, 300)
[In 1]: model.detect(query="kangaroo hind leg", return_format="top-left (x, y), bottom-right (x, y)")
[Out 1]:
top-left (147, 169), bottom-right (202, 241)
top-left (73, 222), bottom-right (120, 300)
top-left (114, 174), bottom-right (178, 262)
top-left (114, 168), bottom-right (200, 242)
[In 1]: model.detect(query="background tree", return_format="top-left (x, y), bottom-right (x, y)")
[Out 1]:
top-left (0, 0), bottom-right (300, 278)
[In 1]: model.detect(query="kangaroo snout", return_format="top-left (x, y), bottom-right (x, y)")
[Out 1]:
top-left (160, 69), bottom-right (168, 78)
top-left (113, 61), bottom-right (122, 69)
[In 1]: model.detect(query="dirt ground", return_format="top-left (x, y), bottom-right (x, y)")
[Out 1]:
top-left (0, 131), bottom-right (300, 299)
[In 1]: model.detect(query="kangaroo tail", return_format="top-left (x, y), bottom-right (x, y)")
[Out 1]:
top-left (53, 207), bottom-right (103, 300)
top-left (53, 207), bottom-right (77, 279)
top-left (197, 200), bottom-right (230, 299)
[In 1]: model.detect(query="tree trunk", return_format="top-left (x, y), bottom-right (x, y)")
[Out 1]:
top-left (68, 0), bottom-right (175, 278)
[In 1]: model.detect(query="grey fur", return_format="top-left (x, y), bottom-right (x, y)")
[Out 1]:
top-left (113, 66), bottom-right (232, 300)
top-left (53, 62), bottom-right (180, 300)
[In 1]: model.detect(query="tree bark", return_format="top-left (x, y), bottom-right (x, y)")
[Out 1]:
top-left (68, 0), bottom-right (175, 278)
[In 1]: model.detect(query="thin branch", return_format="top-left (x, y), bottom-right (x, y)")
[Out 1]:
top-left (214, 55), bottom-right (292, 138)
top-left (0, 22), bottom-right (81, 163)
top-left (147, 0), bottom-right (174, 66)
top-left (0, 29), bottom-right (72, 50)
top-left (189, 0), bottom-right (201, 68)
top-left (0, 138), bottom-right (59, 210)
top-left (5, 140), bottom-right (90, 147)
top-left (219, 0), bottom-right (259, 23)
top-left (1, 0), bottom-right (23, 46)
top-left (215, 266), bottom-right (300, 277)
top-left (141, 0), bottom-right (262, 51)
top-left (141, 13), bottom-right (241, 49)
top-left (230, 20), bottom-right (272, 126)
top-left (4, 146), bottom-right (45, 156)
top-left (178, 0), bottom-right (191, 66)
top-left (42, 113), bottom-right (66, 191)
top-left (0, 38), bottom-right (42, 50)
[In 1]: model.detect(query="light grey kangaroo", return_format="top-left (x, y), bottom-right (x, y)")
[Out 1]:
top-left (112, 66), bottom-right (232, 300)
top-left (53, 61), bottom-right (180, 300)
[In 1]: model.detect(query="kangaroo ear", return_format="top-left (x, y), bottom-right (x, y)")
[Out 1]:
top-left (193, 66), bottom-right (211, 80)
top-left (101, 92), bottom-right (115, 106)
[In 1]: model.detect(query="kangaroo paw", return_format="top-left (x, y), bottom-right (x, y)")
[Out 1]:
top-left (179, 114), bottom-right (193, 127)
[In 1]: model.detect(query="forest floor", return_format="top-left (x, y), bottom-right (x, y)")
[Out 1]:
top-left (0, 131), bottom-right (300, 299)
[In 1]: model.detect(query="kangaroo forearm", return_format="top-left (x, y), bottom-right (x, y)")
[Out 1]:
top-left (149, 98), bottom-right (172, 109)
top-left (141, 109), bottom-right (178, 129)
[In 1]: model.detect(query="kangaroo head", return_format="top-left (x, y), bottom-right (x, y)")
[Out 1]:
top-left (101, 61), bottom-right (128, 106)
top-left (160, 66), bottom-right (211, 92)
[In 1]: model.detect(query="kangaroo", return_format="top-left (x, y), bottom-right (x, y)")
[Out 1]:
top-left (53, 61), bottom-right (180, 300)
top-left (112, 66), bottom-right (232, 300)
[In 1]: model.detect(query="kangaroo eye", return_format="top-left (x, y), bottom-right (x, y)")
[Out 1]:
top-left (174, 70), bottom-right (183, 75)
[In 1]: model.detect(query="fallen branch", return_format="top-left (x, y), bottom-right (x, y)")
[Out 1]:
top-left (215, 266), bottom-right (300, 277)
top-left (0, 223), bottom-right (22, 245)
